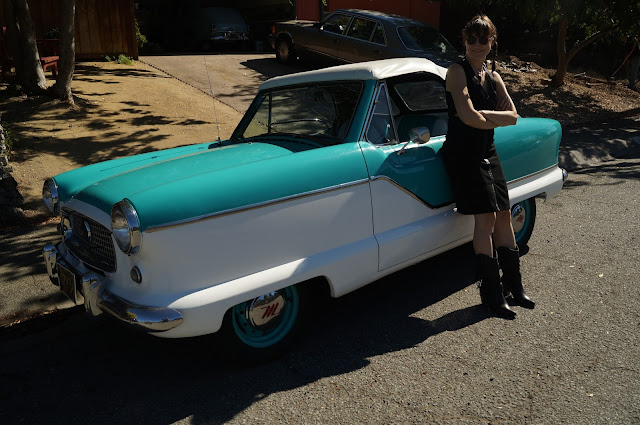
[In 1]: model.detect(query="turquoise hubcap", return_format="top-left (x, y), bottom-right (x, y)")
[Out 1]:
top-left (512, 201), bottom-right (531, 243)
top-left (232, 286), bottom-right (299, 348)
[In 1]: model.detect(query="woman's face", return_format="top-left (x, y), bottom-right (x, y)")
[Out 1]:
top-left (464, 32), bottom-right (493, 61)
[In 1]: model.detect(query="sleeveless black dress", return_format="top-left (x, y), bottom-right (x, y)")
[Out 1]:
top-left (441, 59), bottom-right (511, 215)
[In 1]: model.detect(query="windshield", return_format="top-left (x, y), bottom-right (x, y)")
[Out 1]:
top-left (397, 26), bottom-right (457, 54)
top-left (235, 82), bottom-right (362, 146)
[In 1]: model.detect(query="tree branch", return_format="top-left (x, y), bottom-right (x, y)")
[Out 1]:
top-left (567, 25), bottom-right (617, 62)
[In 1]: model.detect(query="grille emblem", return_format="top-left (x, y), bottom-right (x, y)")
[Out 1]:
top-left (83, 221), bottom-right (92, 242)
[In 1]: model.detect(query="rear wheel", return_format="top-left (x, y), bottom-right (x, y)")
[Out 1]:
top-left (511, 197), bottom-right (537, 249)
top-left (223, 283), bottom-right (305, 362)
top-left (275, 38), bottom-right (295, 64)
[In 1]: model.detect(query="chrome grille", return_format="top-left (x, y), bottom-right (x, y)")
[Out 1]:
top-left (64, 210), bottom-right (117, 272)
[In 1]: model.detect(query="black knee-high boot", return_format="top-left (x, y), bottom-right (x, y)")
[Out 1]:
top-left (476, 254), bottom-right (516, 319)
top-left (497, 246), bottom-right (535, 309)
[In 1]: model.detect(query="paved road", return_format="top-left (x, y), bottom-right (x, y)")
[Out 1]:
top-left (141, 53), bottom-right (312, 114)
top-left (1, 54), bottom-right (639, 424)
top-left (1, 157), bottom-right (639, 424)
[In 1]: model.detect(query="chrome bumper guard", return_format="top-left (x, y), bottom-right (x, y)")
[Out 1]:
top-left (43, 243), bottom-right (183, 332)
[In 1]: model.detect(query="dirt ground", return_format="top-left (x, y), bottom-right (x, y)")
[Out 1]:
top-left (0, 57), bottom-right (638, 222)
top-left (499, 56), bottom-right (640, 124)
top-left (0, 61), bottom-right (242, 220)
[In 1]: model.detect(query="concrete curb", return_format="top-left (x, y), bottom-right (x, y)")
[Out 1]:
top-left (559, 116), bottom-right (640, 172)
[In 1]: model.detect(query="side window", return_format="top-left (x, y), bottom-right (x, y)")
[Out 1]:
top-left (347, 18), bottom-right (376, 41)
top-left (371, 23), bottom-right (385, 45)
top-left (322, 14), bottom-right (351, 35)
top-left (393, 80), bottom-right (447, 111)
top-left (366, 84), bottom-right (396, 145)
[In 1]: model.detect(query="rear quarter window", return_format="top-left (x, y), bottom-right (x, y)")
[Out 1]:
top-left (394, 80), bottom-right (446, 111)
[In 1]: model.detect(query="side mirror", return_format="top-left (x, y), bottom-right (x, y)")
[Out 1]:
top-left (397, 127), bottom-right (431, 155)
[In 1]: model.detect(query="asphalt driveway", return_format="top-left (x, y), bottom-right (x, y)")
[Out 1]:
top-left (141, 53), bottom-right (312, 114)
top-left (1, 53), bottom-right (639, 425)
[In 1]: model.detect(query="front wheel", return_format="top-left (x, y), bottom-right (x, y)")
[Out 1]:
top-left (511, 197), bottom-right (537, 249)
top-left (222, 284), bottom-right (305, 362)
top-left (275, 39), bottom-right (296, 64)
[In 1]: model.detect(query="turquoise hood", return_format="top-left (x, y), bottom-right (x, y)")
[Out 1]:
top-left (54, 140), bottom-right (370, 231)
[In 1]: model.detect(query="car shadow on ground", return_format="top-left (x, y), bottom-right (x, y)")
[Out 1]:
top-left (0, 243), bottom-right (498, 425)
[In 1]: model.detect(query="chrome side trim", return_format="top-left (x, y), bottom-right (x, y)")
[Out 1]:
top-left (369, 175), bottom-right (447, 209)
top-left (370, 164), bottom-right (561, 210)
top-left (146, 179), bottom-right (371, 233)
top-left (505, 163), bottom-right (559, 185)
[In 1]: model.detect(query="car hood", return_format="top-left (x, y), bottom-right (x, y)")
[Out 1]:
top-left (55, 140), bottom-right (369, 231)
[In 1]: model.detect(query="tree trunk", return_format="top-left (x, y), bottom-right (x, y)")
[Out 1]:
top-left (2, 0), bottom-right (23, 78)
top-left (552, 15), bottom-right (617, 88)
top-left (551, 17), bottom-right (569, 87)
top-left (12, 0), bottom-right (46, 93)
top-left (51, 0), bottom-right (75, 103)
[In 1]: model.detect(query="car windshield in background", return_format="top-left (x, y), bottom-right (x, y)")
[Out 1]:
top-left (397, 26), bottom-right (457, 54)
top-left (238, 82), bottom-right (362, 145)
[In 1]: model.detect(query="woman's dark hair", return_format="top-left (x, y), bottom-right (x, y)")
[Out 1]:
top-left (462, 14), bottom-right (498, 72)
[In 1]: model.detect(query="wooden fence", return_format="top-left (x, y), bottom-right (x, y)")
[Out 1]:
top-left (0, 0), bottom-right (137, 59)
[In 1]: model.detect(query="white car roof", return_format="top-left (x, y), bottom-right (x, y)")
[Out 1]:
top-left (259, 58), bottom-right (448, 91)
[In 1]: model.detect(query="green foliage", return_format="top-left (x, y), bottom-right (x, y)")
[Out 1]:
top-left (44, 28), bottom-right (60, 39)
top-left (135, 20), bottom-right (147, 49)
top-left (2, 75), bottom-right (24, 97)
top-left (449, 0), bottom-right (640, 41)
top-left (1, 121), bottom-right (18, 152)
top-left (104, 55), bottom-right (134, 65)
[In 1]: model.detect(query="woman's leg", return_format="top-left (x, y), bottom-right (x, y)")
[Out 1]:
top-left (474, 212), bottom-right (516, 318)
top-left (473, 212), bottom-right (496, 255)
top-left (493, 209), bottom-right (535, 308)
top-left (493, 209), bottom-right (516, 249)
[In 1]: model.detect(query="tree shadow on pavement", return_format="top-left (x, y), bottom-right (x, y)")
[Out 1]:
top-left (0, 63), bottom-right (216, 169)
top-left (0, 244), bottom-right (493, 425)
top-left (559, 116), bottom-right (640, 172)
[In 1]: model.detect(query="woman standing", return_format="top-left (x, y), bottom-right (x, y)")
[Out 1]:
top-left (441, 15), bottom-right (535, 318)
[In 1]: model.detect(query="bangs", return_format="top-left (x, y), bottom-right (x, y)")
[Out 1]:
top-left (466, 19), bottom-right (491, 37)
top-left (463, 15), bottom-right (496, 38)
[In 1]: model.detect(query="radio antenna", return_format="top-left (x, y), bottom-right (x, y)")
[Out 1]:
top-left (204, 57), bottom-right (221, 141)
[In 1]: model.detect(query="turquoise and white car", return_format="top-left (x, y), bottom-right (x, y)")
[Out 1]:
top-left (42, 58), bottom-right (566, 357)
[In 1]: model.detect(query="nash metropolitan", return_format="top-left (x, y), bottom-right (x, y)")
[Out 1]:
top-left (42, 58), bottom-right (566, 357)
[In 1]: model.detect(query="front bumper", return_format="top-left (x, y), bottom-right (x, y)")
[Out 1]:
top-left (43, 243), bottom-right (183, 332)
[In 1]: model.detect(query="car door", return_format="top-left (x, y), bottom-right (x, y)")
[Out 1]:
top-left (303, 12), bottom-right (352, 61)
top-left (358, 81), bottom-right (473, 271)
top-left (338, 18), bottom-right (389, 63)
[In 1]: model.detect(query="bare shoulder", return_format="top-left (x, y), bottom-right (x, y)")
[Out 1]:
top-left (446, 63), bottom-right (465, 79)
top-left (490, 70), bottom-right (505, 84)
top-left (446, 63), bottom-right (466, 90)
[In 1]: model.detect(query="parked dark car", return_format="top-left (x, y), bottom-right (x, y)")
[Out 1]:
top-left (194, 7), bottom-right (250, 51)
top-left (268, 9), bottom-right (458, 66)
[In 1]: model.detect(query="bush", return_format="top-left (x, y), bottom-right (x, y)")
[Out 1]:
top-left (44, 28), bottom-right (59, 39)
top-left (1, 121), bottom-right (18, 152)
top-left (136, 20), bottom-right (147, 49)
top-left (104, 55), bottom-right (134, 66)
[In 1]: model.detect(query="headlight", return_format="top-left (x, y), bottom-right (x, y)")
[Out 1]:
top-left (111, 200), bottom-right (141, 255)
top-left (42, 178), bottom-right (59, 214)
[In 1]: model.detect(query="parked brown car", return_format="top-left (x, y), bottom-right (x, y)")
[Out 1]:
top-left (268, 9), bottom-right (458, 66)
